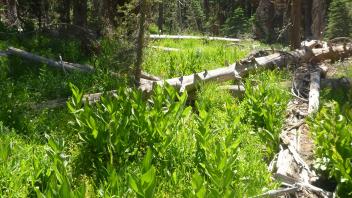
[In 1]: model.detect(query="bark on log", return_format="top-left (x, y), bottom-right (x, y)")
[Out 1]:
top-left (141, 65), bottom-right (241, 93)
top-left (150, 46), bottom-right (180, 52)
top-left (308, 71), bottom-right (320, 114)
top-left (7, 47), bottom-right (161, 81)
top-left (7, 47), bottom-right (94, 72)
top-left (27, 39), bottom-right (352, 109)
top-left (149, 34), bottom-right (240, 42)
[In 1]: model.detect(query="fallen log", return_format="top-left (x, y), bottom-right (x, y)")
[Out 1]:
top-left (30, 90), bottom-right (118, 110)
top-left (251, 187), bottom-right (299, 198)
top-left (149, 34), bottom-right (241, 42)
top-left (301, 40), bottom-right (327, 49)
top-left (308, 71), bottom-right (321, 114)
top-left (219, 85), bottom-right (245, 97)
top-left (7, 46), bottom-right (162, 81)
top-left (7, 47), bottom-right (94, 72)
top-left (27, 38), bottom-right (352, 109)
top-left (150, 46), bottom-right (180, 52)
top-left (141, 65), bottom-right (241, 93)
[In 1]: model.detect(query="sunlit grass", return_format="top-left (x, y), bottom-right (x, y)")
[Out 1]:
top-left (144, 39), bottom-right (266, 78)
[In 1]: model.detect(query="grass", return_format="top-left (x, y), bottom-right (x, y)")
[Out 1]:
top-left (0, 32), bottom-right (291, 197)
top-left (143, 39), bottom-right (266, 78)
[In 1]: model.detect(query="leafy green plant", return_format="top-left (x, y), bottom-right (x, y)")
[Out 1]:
top-left (129, 148), bottom-right (156, 198)
top-left (67, 83), bottom-right (190, 177)
top-left (308, 101), bottom-right (352, 196)
top-left (240, 71), bottom-right (290, 157)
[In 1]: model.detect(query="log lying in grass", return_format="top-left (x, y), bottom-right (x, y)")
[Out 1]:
top-left (7, 47), bottom-right (95, 72)
top-left (7, 46), bottom-right (162, 81)
top-left (26, 38), bottom-right (352, 109)
top-left (31, 90), bottom-right (117, 110)
top-left (150, 46), bottom-right (180, 52)
top-left (149, 34), bottom-right (241, 42)
top-left (301, 40), bottom-right (327, 49)
top-left (308, 71), bottom-right (321, 114)
top-left (0, 50), bottom-right (9, 57)
top-left (219, 85), bottom-right (245, 97)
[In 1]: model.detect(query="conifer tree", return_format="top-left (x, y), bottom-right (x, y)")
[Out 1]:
top-left (326, 0), bottom-right (352, 38)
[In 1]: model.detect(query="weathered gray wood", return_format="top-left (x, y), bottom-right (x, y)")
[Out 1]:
top-left (7, 47), bottom-right (94, 72)
top-left (251, 187), bottom-right (299, 198)
top-left (150, 46), bottom-right (180, 52)
top-left (308, 71), bottom-right (321, 114)
top-left (149, 34), bottom-right (241, 42)
top-left (141, 65), bottom-right (241, 93)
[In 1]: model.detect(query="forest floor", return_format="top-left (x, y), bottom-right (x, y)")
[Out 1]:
top-left (0, 33), bottom-right (351, 197)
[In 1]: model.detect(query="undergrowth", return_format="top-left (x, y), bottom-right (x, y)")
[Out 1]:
top-left (0, 33), bottom-right (290, 197)
top-left (308, 64), bottom-right (352, 197)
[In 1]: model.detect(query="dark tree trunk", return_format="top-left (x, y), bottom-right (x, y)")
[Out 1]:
top-left (290, 0), bottom-right (301, 49)
top-left (157, 1), bottom-right (164, 33)
top-left (92, 0), bottom-right (103, 35)
top-left (254, 0), bottom-right (275, 42)
top-left (303, 0), bottom-right (312, 38)
top-left (73, 0), bottom-right (87, 27)
top-left (311, 0), bottom-right (326, 39)
top-left (6, 0), bottom-right (19, 26)
top-left (135, 0), bottom-right (146, 86)
top-left (204, 0), bottom-right (210, 20)
top-left (59, 0), bottom-right (71, 24)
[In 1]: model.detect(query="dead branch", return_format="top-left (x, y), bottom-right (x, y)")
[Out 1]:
top-left (7, 47), bottom-right (94, 72)
top-left (308, 70), bottom-right (321, 114)
top-left (149, 34), bottom-right (241, 42)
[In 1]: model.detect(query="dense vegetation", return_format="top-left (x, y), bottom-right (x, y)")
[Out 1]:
top-left (0, 34), bottom-right (292, 196)
top-left (1, 0), bottom-right (352, 197)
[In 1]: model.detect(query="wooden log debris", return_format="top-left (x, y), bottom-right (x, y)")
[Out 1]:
top-left (7, 47), bottom-right (162, 81)
top-left (150, 46), bottom-right (180, 52)
top-left (149, 34), bottom-right (241, 42)
top-left (7, 47), bottom-right (94, 72)
top-left (308, 71), bottom-right (321, 114)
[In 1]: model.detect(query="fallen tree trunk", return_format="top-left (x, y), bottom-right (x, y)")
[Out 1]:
top-left (26, 38), bottom-right (352, 109)
top-left (7, 46), bottom-right (162, 81)
top-left (149, 34), bottom-right (241, 42)
top-left (308, 71), bottom-right (321, 114)
top-left (7, 47), bottom-right (95, 72)
top-left (150, 46), bottom-right (180, 52)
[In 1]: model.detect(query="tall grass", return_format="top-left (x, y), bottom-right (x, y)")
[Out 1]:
top-left (0, 34), bottom-right (290, 197)
top-left (143, 39), bottom-right (265, 78)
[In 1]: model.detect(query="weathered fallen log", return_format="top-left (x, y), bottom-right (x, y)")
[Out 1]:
top-left (0, 50), bottom-right (9, 57)
top-left (27, 38), bottom-right (352, 109)
top-left (7, 47), bottom-right (95, 72)
top-left (301, 40), bottom-right (327, 49)
top-left (141, 65), bottom-right (241, 93)
top-left (30, 90), bottom-right (117, 110)
top-left (251, 186), bottom-right (299, 198)
top-left (7, 46), bottom-right (162, 81)
top-left (308, 71), bottom-right (321, 114)
top-left (238, 42), bottom-right (352, 72)
top-left (149, 34), bottom-right (241, 42)
top-left (219, 85), bottom-right (245, 97)
top-left (150, 46), bottom-right (180, 52)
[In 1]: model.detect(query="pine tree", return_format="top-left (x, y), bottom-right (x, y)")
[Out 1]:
top-left (326, 0), bottom-right (352, 39)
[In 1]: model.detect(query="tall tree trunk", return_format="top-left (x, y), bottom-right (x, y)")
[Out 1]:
top-left (59, 0), bottom-right (71, 25)
top-left (6, 0), bottom-right (19, 27)
top-left (254, 0), bottom-right (275, 42)
top-left (303, 0), bottom-right (312, 38)
top-left (311, 0), bottom-right (326, 39)
top-left (203, 0), bottom-right (210, 20)
top-left (157, 1), bottom-right (164, 33)
top-left (290, 0), bottom-right (301, 49)
top-left (92, 0), bottom-right (103, 35)
top-left (135, 0), bottom-right (146, 86)
top-left (73, 0), bottom-right (87, 27)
